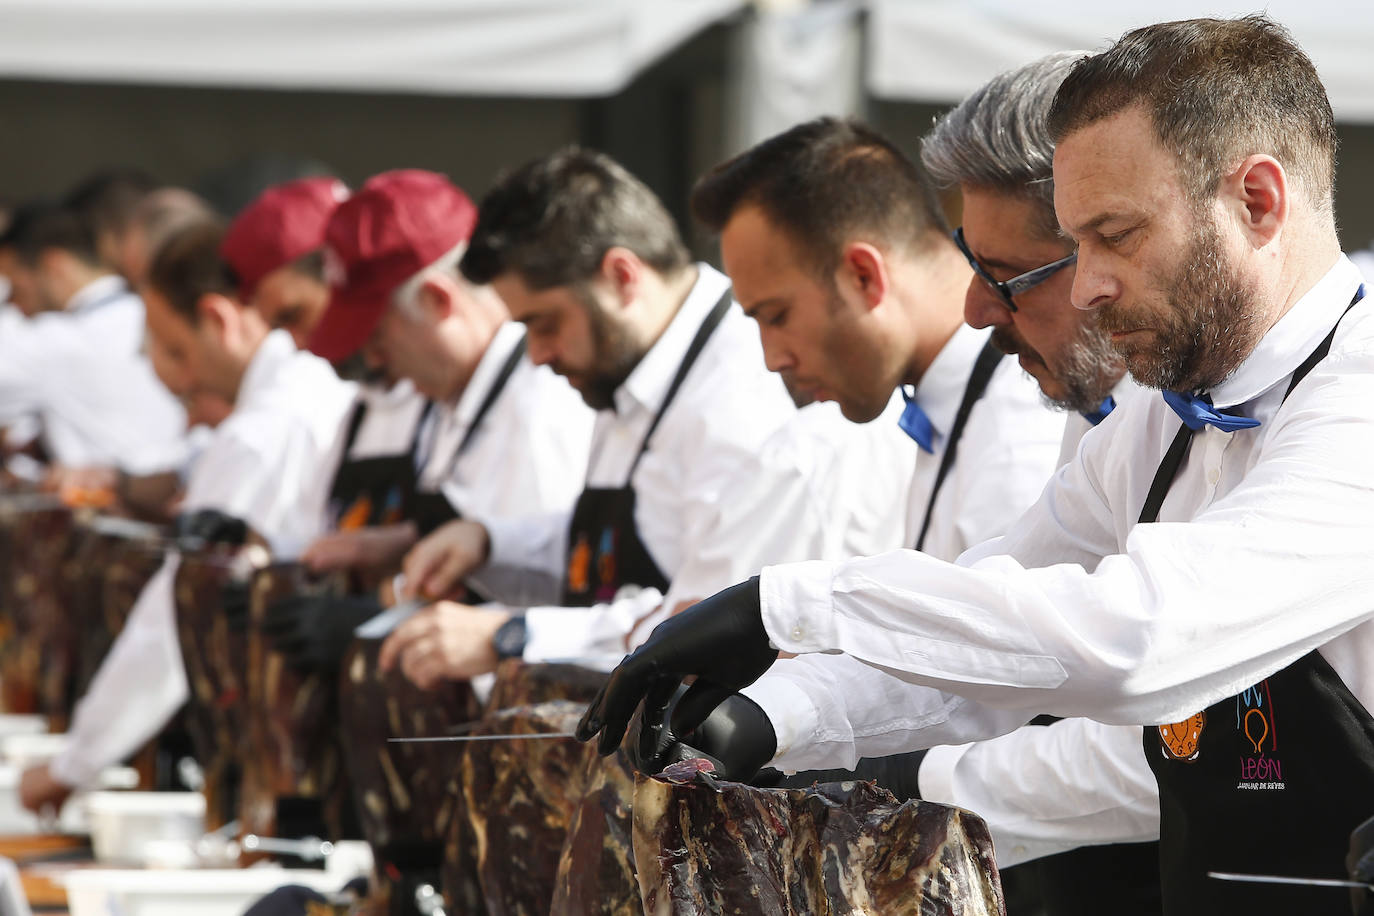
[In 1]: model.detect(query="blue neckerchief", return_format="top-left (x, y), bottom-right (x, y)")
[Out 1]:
top-left (1081, 396), bottom-right (1115, 427)
top-left (1161, 389), bottom-right (1260, 432)
top-left (898, 386), bottom-right (935, 453)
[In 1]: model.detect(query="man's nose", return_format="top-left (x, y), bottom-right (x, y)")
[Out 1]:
top-left (964, 280), bottom-right (1012, 330)
top-left (1070, 252), bottom-right (1118, 311)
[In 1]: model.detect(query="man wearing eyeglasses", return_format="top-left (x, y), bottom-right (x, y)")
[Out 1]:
top-left (691, 117), bottom-right (1066, 564)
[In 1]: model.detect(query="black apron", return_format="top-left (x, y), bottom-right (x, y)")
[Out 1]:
top-left (406, 335), bottom-right (528, 537)
top-left (560, 288), bottom-right (732, 608)
top-left (1142, 291), bottom-right (1374, 916)
top-left (327, 397), bottom-right (434, 532)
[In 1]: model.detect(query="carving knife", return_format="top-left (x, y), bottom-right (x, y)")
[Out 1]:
top-left (1208, 871), bottom-right (1374, 890)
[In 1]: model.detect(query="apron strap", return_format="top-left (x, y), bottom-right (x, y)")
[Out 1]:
top-left (626, 285), bottom-right (734, 480)
top-left (455, 332), bottom-right (528, 458)
top-left (914, 339), bottom-right (1005, 551)
top-left (1138, 285), bottom-right (1363, 525)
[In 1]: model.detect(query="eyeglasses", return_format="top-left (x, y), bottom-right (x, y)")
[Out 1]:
top-left (953, 227), bottom-right (1077, 314)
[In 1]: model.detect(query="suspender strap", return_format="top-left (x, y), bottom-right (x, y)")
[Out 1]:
top-left (340, 399), bottom-right (369, 456)
top-left (915, 339), bottom-right (1005, 552)
top-left (1138, 287), bottom-right (1363, 526)
top-left (455, 333), bottom-right (528, 458)
top-left (627, 286), bottom-right (734, 479)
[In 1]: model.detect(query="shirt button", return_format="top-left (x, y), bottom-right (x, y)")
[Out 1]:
top-left (791, 625), bottom-right (805, 641)
top-left (1207, 467), bottom-right (1220, 486)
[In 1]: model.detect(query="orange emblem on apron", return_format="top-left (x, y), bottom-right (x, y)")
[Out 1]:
top-left (1158, 711), bottom-right (1207, 762)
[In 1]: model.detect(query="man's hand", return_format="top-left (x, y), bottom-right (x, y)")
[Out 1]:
top-left (261, 594), bottom-right (383, 674)
top-left (377, 602), bottom-right (509, 689)
top-left (577, 577), bottom-right (778, 757)
top-left (302, 524), bottom-right (418, 575)
top-left (19, 764), bottom-right (73, 816)
top-left (632, 692), bottom-right (778, 782)
top-left (400, 520), bottom-right (490, 600)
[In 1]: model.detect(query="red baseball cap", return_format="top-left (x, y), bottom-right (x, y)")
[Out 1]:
top-left (306, 169), bottom-right (477, 363)
top-left (220, 176), bottom-right (349, 302)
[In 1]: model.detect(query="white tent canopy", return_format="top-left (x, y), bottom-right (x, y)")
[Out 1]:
top-left (0, 0), bottom-right (744, 97)
top-left (869, 1), bottom-right (1374, 122)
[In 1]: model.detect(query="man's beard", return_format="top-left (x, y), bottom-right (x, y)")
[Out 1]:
top-left (991, 321), bottom-right (1122, 415)
top-left (1098, 217), bottom-right (1262, 392)
top-left (564, 301), bottom-right (644, 411)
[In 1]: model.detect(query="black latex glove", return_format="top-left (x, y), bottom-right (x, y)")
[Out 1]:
top-left (1348, 814), bottom-right (1374, 916)
top-left (577, 576), bottom-right (778, 756)
top-left (632, 691), bottom-right (778, 783)
top-left (173, 508), bottom-right (248, 551)
top-left (260, 594), bottom-right (382, 675)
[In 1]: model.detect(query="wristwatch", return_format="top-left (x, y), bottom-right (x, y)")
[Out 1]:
top-left (493, 615), bottom-right (528, 661)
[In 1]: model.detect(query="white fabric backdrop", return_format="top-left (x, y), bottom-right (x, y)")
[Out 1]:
top-left (0, 0), bottom-right (743, 96)
top-left (869, 0), bottom-right (1374, 123)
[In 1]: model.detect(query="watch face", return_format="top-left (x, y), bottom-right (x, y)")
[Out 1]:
top-left (495, 616), bottom-right (528, 660)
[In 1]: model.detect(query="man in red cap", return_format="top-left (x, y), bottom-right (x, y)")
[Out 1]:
top-left (220, 176), bottom-right (348, 348)
top-left (19, 214), bottom-right (360, 814)
top-left (253, 169), bottom-right (593, 677)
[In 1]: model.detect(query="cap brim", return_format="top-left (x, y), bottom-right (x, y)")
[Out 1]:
top-left (306, 285), bottom-right (389, 363)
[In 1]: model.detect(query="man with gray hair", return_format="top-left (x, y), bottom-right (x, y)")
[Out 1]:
top-left (918, 52), bottom-right (1159, 915)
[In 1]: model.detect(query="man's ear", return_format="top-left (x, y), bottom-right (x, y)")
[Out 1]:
top-left (195, 292), bottom-right (237, 338)
top-left (836, 242), bottom-right (890, 313)
top-left (598, 247), bottom-right (643, 310)
top-left (1228, 154), bottom-right (1287, 248)
top-left (416, 277), bottom-right (456, 319)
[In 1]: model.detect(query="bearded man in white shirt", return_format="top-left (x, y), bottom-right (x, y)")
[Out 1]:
top-left (581, 16), bottom-right (1374, 916)
top-left (19, 218), bottom-right (358, 814)
top-left (381, 148), bottom-right (833, 688)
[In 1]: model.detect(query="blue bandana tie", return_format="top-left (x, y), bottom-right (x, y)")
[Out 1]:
top-left (1161, 389), bottom-right (1260, 432)
top-left (899, 388), bottom-right (935, 453)
top-left (1081, 396), bottom-right (1116, 427)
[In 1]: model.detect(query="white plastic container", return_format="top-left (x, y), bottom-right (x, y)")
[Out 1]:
top-left (0, 715), bottom-right (48, 740)
top-left (84, 792), bottom-right (205, 865)
top-left (63, 866), bottom-right (343, 916)
top-left (0, 733), bottom-right (69, 770)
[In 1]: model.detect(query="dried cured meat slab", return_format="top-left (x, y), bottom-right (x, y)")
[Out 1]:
top-left (632, 764), bottom-right (1006, 916)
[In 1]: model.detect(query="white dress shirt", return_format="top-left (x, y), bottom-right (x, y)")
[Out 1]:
top-left (473, 264), bottom-right (831, 666)
top-left (901, 323), bottom-right (1066, 556)
top-left (744, 256), bottom-right (1374, 789)
top-left (0, 276), bottom-right (187, 472)
top-left (50, 331), bottom-right (358, 786)
top-left (916, 375), bottom-right (1161, 867)
top-left (416, 321), bottom-right (592, 523)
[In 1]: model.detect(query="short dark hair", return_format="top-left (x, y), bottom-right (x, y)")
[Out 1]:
top-left (1048, 15), bottom-right (1337, 211)
top-left (63, 168), bottom-right (158, 244)
top-left (691, 117), bottom-right (949, 282)
top-left (146, 217), bottom-right (236, 324)
top-left (462, 147), bottom-right (691, 289)
top-left (0, 200), bottom-right (101, 266)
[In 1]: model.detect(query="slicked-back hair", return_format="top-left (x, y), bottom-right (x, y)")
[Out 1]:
top-left (922, 52), bottom-right (1083, 240)
top-left (64, 168), bottom-right (158, 242)
top-left (0, 201), bottom-right (101, 267)
top-left (691, 117), bottom-right (949, 284)
top-left (1048, 15), bottom-right (1337, 213)
top-left (462, 147), bottom-right (690, 289)
top-left (146, 217), bottom-right (235, 325)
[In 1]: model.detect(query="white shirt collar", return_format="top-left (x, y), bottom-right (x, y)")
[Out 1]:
top-left (236, 329), bottom-right (299, 409)
top-left (1211, 253), bottom-right (1363, 409)
top-left (64, 274), bottom-right (128, 314)
top-left (911, 323), bottom-right (991, 443)
top-left (453, 321), bottom-right (526, 426)
top-left (613, 263), bottom-right (731, 417)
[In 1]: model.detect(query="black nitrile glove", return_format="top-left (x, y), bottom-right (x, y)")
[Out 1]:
top-left (173, 508), bottom-right (248, 551)
top-left (632, 692), bottom-right (777, 783)
top-left (261, 594), bottom-right (382, 675)
top-left (1348, 814), bottom-right (1374, 916)
top-left (577, 576), bottom-right (778, 757)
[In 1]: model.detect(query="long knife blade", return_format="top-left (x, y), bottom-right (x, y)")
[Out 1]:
top-left (1208, 871), bottom-right (1374, 890)
top-left (355, 598), bottom-right (426, 639)
top-left (388, 732), bottom-right (578, 744)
